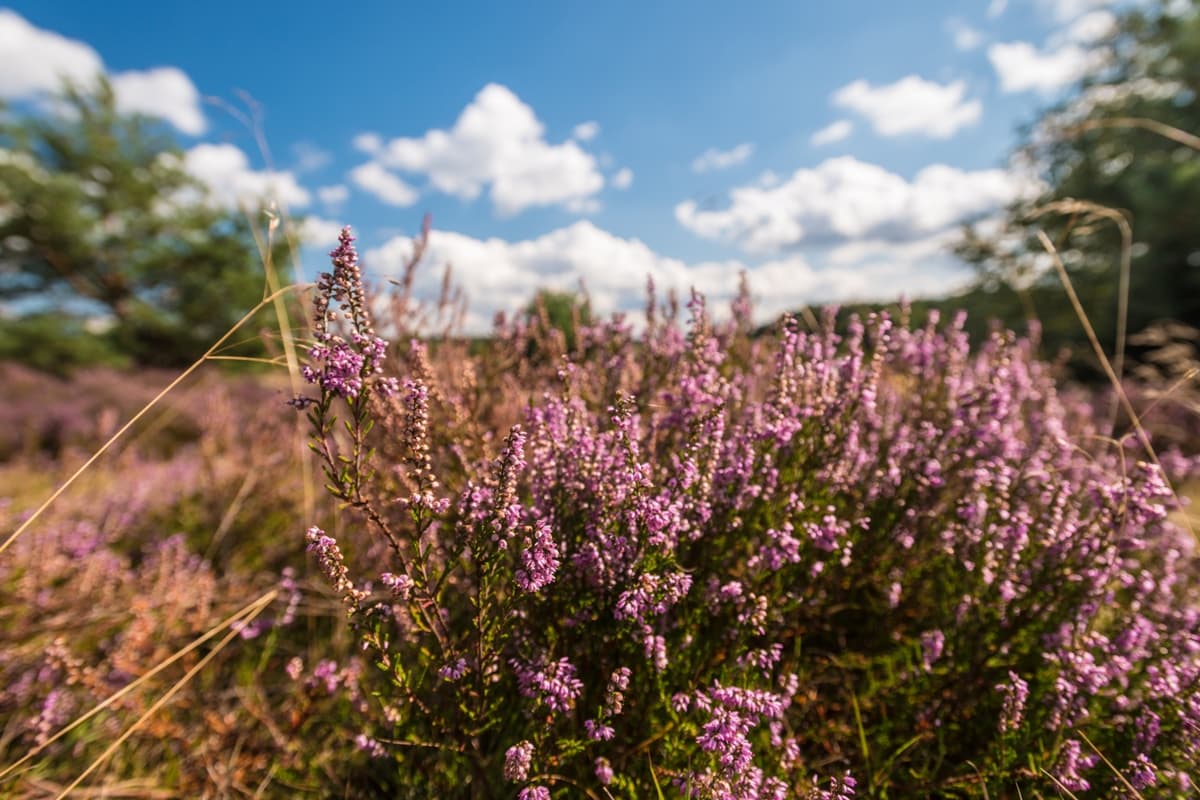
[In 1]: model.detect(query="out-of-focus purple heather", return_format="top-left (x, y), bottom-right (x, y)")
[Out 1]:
top-left (0, 363), bottom-right (331, 795)
top-left (298, 229), bottom-right (1200, 798)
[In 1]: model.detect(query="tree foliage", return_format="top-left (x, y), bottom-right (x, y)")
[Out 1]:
top-left (524, 288), bottom-right (592, 356)
top-left (0, 80), bottom-right (284, 368)
top-left (957, 0), bottom-right (1200, 372)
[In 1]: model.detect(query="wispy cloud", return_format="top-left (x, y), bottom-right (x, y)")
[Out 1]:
top-left (945, 17), bottom-right (984, 51)
top-left (573, 121), bottom-right (600, 141)
top-left (810, 120), bottom-right (853, 147)
top-left (691, 143), bottom-right (755, 173)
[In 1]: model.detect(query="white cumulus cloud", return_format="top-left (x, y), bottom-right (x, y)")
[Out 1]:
top-left (292, 141), bottom-right (332, 173)
top-left (1038, 0), bottom-right (1111, 23)
top-left (988, 40), bottom-right (1096, 93)
top-left (368, 83), bottom-right (604, 216)
top-left (365, 220), bottom-right (977, 335)
top-left (0, 10), bottom-right (206, 135)
top-left (612, 167), bottom-right (634, 190)
top-left (182, 143), bottom-right (310, 210)
top-left (691, 143), bottom-right (754, 173)
top-left (110, 67), bottom-right (206, 135)
top-left (674, 156), bottom-right (1032, 255)
top-left (810, 120), bottom-right (853, 147)
top-left (0, 9), bottom-right (102, 97)
top-left (298, 216), bottom-right (345, 246)
top-left (350, 162), bottom-right (418, 207)
top-left (833, 76), bottom-right (982, 139)
top-left (1060, 9), bottom-right (1117, 43)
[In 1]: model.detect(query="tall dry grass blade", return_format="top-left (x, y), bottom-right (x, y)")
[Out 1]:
top-left (0, 590), bottom-right (278, 782)
top-left (1039, 767), bottom-right (1081, 800)
top-left (0, 285), bottom-right (307, 557)
top-left (248, 210), bottom-right (315, 523)
top-left (209, 92), bottom-right (315, 522)
top-left (1037, 230), bottom-right (1196, 541)
top-left (49, 594), bottom-right (274, 799)
top-left (1077, 730), bottom-right (1144, 799)
top-left (1138, 366), bottom-right (1200, 420)
top-left (1029, 199), bottom-right (1133, 432)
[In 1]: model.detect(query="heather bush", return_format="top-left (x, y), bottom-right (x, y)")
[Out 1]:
top-left (295, 228), bottom-right (1199, 798)
top-left (3, 225), bottom-right (1196, 799)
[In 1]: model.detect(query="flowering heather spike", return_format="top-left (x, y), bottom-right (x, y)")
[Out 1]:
top-left (504, 740), bottom-right (535, 782)
top-left (515, 518), bottom-right (560, 592)
top-left (997, 671), bottom-right (1029, 733)
top-left (305, 526), bottom-right (365, 612)
top-left (328, 225), bottom-right (372, 336)
top-left (302, 225), bottom-right (395, 400)
top-left (491, 424), bottom-right (527, 536)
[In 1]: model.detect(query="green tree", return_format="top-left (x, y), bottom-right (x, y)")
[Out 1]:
top-left (0, 80), bottom-right (286, 369)
top-left (525, 288), bottom-right (592, 355)
top-left (958, 0), bottom-right (1200, 371)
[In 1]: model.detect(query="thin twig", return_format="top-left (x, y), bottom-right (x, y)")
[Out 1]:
top-left (1066, 116), bottom-right (1200, 152)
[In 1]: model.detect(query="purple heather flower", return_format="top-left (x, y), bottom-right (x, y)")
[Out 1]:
top-left (920, 630), bottom-right (945, 671)
top-left (515, 519), bottom-right (560, 593)
top-left (438, 657), bottom-right (469, 681)
top-left (31, 688), bottom-right (73, 747)
top-left (504, 740), bottom-right (535, 782)
top-left (513, 656), bottom-right (583, 714)
top-left (1127, 753), bottom-right (1157, 790)
top-left (302, 340), bottom-right (365, 398)
top-left (379, 571), bottom-right (413, 599)
top-left (1053, 739), bottom-right (1098, 793)
top-left (518, 787), bottom-right (549, 800)
top-left (305, 526), bottom-right (366, 610)
top-left (996, 671), bottom-right (1029, 733)
top-left (355, 733), bottom-right (386, 759)
top-left (809, 771), bottom-right (858, 800)
top-left (584, 719), bottom-right (615, 741)
top-left (309, 659), bottom-right (341, 694)
top-left (595, 757), bottom-right (614, 785)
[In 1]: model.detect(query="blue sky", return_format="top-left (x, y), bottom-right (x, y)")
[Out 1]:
top-left (1, 1), bottom-right (1125, 328)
